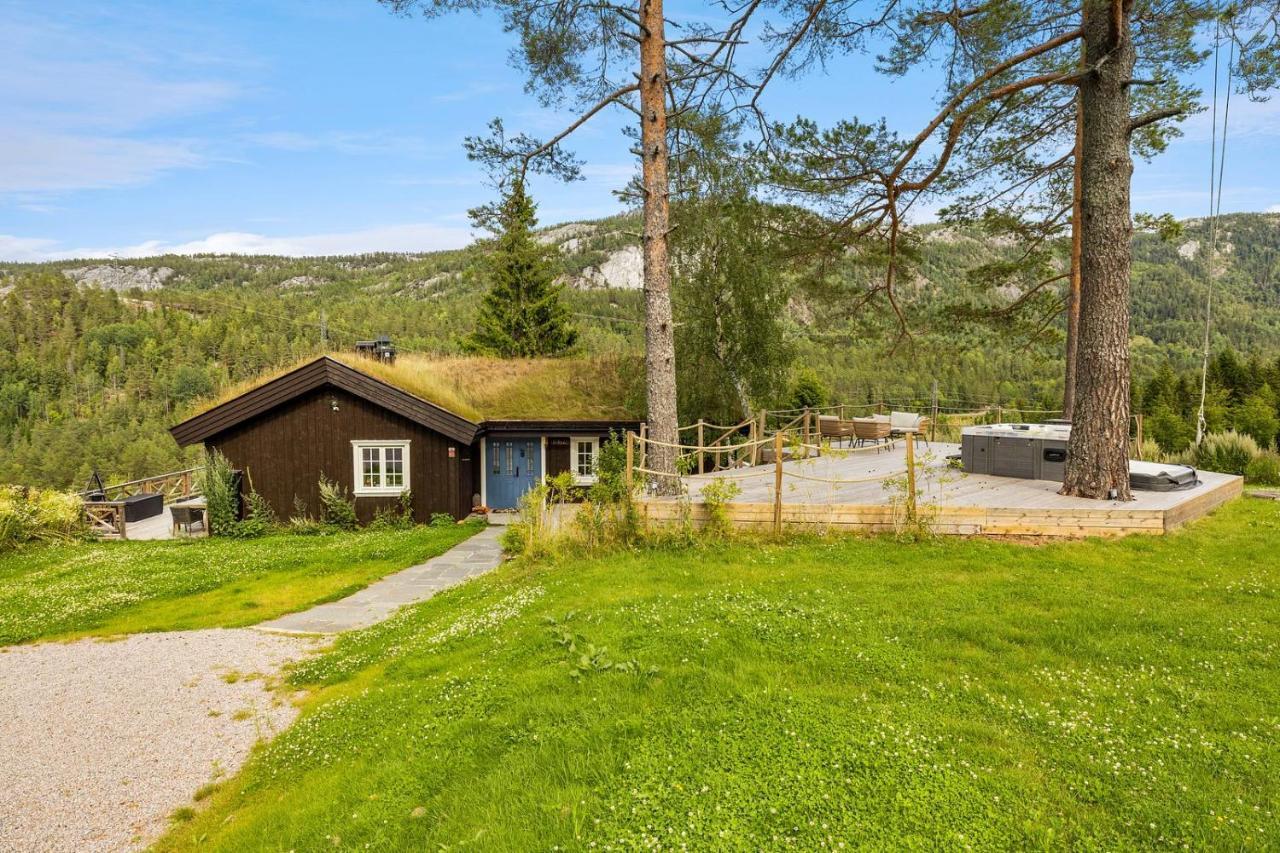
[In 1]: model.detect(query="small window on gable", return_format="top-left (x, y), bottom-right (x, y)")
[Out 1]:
top-left (351, 441), bottom-right (411, 496)
top-left (574, 437), bottom-right (598, 483)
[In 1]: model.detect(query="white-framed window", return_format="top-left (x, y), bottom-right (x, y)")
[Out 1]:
top-left (573, 437), bottom-right (598, 483)
top-left (350, 440), bottom-right (411, 496)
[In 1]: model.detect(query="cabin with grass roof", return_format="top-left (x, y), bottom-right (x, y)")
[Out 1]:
top-left (169, 352), bottom-right (643, 521)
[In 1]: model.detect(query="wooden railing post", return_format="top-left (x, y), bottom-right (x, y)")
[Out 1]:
top-left (803, 408), bottom-right (811, 456)
top-left (696, 419), bottom-right (705, 475)
top-left (905, 433), bottom-right (917, 525)
top-left (930, 380), bottom-right (939, 444)
top-left (625, 431), bottom-right (635, 495)
top-left (1135, 413), bottom-right (1145, 456)
top-left (638, 423), bottom-right (647, 472)
top-left (750, 413), bottom-right (759, 467)
top-left (773, 430), bottom-right (784, 535)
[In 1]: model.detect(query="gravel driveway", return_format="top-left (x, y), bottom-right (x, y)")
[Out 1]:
top-left (0, 629), bottom-right (317, 852)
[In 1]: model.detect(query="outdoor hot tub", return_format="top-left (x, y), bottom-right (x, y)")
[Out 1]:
top-left (961, 423), bottom-right (1199, 491)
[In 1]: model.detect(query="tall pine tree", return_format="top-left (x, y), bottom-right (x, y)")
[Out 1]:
top-left (467, 179), bottom-right (577, 358)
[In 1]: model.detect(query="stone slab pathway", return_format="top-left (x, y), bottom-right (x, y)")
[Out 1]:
top-left (254, 525), bottom-right (504, 635)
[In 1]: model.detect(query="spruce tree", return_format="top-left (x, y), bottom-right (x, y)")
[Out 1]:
top-left (467, 179), bottom-right (578, 358)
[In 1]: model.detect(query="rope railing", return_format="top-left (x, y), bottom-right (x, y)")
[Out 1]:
top-left (629, 425), bottom-right (931, 533)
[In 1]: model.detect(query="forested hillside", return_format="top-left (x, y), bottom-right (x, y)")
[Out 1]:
top-left (3, 211), bottom-right (1280, 488)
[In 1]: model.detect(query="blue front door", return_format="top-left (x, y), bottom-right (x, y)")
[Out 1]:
top-left (486, 437), bottom-right (541, 509)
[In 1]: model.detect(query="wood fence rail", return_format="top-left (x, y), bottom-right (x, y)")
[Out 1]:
top-left (80, 467), bottom-right (204, 503)
top-left (79, 466), bottom-right (204, 539)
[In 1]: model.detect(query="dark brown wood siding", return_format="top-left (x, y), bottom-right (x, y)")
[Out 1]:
top-left (546, 437), bottom-right (571, 476)
top-left (207, 385), bottom-right (471, 523)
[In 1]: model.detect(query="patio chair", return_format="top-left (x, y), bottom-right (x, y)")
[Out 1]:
top-left (818, 415), bottom-right (856, 447)
top-left (889, 411), bottom-right (930, 446)
top-left (851, 417), bottom-right (892, 451)
top-left (170, 504), bottom-right (207, 537)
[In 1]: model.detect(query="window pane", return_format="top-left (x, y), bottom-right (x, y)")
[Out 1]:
top-left (362, 447), bottom-right (380, 488)
top-left (576, 441), bottom-right (594, 476)
top-left (505, 443), bottom-right (514, 475)
top-left (491, 442), bottom-right (499, 474)
top-left (385, 447), bottom-right (403, 487)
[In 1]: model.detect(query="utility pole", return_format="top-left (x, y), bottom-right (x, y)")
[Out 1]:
top-left (320, 310), bottom-right (329, 348)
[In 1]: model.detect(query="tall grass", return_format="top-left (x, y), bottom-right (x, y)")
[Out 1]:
top-left (0, 485), bottom-right (84, 551)
top-left (1193, 430), bottom-right (1260, 475)
top-left (188, 351), bottom-right (644, 422)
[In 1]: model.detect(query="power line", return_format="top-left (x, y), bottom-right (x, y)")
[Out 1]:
top-left (1196, 14), bottom-right (1234, 444)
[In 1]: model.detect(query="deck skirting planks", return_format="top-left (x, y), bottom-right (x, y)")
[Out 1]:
top-left (636, 472), bottom-right (1241, 538)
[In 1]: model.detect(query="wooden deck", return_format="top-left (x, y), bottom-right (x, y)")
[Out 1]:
top-left (105, 506), bottom-right (207, 541)
top-left (636, 441), bottom-right (1242, 538)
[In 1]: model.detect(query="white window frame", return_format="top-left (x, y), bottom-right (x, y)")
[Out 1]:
top-left (350, 440), bottom-right (411, 496)
top-left (572, 436), bottom-right (599, 485)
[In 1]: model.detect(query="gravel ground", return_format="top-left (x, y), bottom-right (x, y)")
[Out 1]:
top-left (0, 629), bottom-right (318, 852)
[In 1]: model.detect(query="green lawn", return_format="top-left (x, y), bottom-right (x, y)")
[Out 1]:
top-left (0, 522), bottom-right (483, 644)
top-left (157, 498), bottom-right (1280, 850)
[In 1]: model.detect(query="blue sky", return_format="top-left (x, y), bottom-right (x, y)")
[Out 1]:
top-left (2, 0), bottom-right (1279, 262)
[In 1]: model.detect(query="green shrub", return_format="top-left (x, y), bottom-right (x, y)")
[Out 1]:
top-left (0, 485), bottom-right (84, 550)
top-left (286, 495), bottom-right (329, 535)
top-left (1193, 430), bottom-right (1260, 476)
top-left (499, 523), bottom-right (527, 555)
top-left (428, 511), bottom-right (454, 528)
top-left (197, 450), bottom-right (241, 536)
top-left (699, 478), bottom-right (742, 539)
top-left (788, 367), bottom-right (829, 411)
top-left (1245, 450), bottom-right (1280, 486)
top-left (1233, 393), bottom-right (1279, 450)
top-left (233, 491), bottom-right (278, 538)
top-left (573, 433), bottom-right (640, 551)
top-left (1148, 406), bottom-right (1194, 453)
top-left (1134, 438), bottom-right (1164, 462)
top-left (318, 476), bottom-right (358, 530)
top-left (371, 493), bottom-right (417, 530)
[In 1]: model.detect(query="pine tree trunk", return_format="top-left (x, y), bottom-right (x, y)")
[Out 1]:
top-left (638, 0), bottom-right (680, 493)
top-left (1061, 0), bottom-right (1134, 500)
top-left (1063, 92), bottom-right (1083, 421)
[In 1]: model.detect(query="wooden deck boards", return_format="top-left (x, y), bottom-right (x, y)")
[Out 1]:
top-left (639, 442), bottom-right (1242, 538)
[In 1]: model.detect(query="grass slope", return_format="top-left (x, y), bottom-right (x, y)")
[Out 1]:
top-left (0, 522), bottom-right (482, 645)
top-left (160, 500), bottom-right (1279, 850)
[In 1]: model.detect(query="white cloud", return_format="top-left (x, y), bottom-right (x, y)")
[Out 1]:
top-left (244, 130), bottom-right (440, 158)
top-left (0, 131), bottom-right (205, 193)
top-left (0, 222), bottom-right (476, 262)
top-left (0, 235), bottom-right (61, 263)
top-left (0, 13), bottom-right (237, 195)
top-left (1179, 95), bottom-right (1280, 143)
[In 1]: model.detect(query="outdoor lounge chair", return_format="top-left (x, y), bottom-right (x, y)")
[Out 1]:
top-left (890, 411), bottom-right (930, 446)
top-left (818, 415), bottom-right (856, 447)
top-left (851, 417), bottom-right (892, 450)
